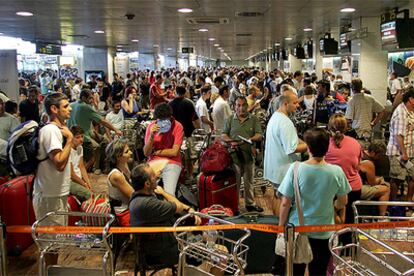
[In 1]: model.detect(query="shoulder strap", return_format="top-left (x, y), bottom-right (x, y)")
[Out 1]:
top-left (293, 162), bottom-right (305, 226)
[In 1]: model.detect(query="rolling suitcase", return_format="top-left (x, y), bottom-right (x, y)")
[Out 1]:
top-left (67, 195), bottom-right (81, 226)
top-left (0, 175), bottom-right (35, 256)
top-left (198, 169), bottom-right (238, 214)
top-left (224, 213), bottom-right (279, 274)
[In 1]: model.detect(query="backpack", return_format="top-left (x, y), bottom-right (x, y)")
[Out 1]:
top-left (200, 141), bottom-right (231, 174)
top-left (7, 120), bottom-right (47, 176)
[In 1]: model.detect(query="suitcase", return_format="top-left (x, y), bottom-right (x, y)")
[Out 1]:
top-left (198, 169), bottom-right (238, 214)
top-left (200, 204), bottom-right (233, 224)
top-left (0, 175), bottom-right (9, 186)
top-left (224, 213), bottom-right (279, 274)
top-left (67, 195), bottom-right (81, 226)
top-left (0, 175), bottom-right (35, 256)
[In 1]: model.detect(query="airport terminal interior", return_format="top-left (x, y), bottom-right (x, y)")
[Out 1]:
top-left (1, 0), bottom-right (414, 275)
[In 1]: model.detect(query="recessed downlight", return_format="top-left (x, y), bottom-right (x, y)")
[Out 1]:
top-left (340, 8), bottom-right (355, 13)
top-left (198, 28), bottom-right (208, 32)
top-left (285, 37), bottom-right (293, 41)
top-left (303, 28), bottom-right (312, 32)
top-left (208, 38), bottom-right (216, 41)
top-left (131, 39), bottom-right (139, 42)
top-left (274, 43), bottom-right (280, 46)
top-left (94, 30), bottom-right (105, 34)
top-left (214, 44), bottom-right (220, 47)
top-left (167, 48), bottom-right (172, 51)
top-left (16, 11), bottom-right (33, 17)
top-left (178, 8), bottom-right (193, 13)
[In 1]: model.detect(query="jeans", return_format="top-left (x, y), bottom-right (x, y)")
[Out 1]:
top-left (233, 162), bottom-right (255, 206)
top-left (161, 163), bottom-right (182, 195)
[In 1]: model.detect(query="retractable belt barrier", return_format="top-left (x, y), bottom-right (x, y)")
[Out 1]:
top-left (6, 220), bottom-right (414, 235)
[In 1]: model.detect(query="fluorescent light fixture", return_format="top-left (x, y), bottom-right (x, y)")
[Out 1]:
top-left (274, 43), bottom-right (280, 46)
top-left (153, 44), bottom-right (159, 47)
top-left (131, 39), bottom-right (139, 42)
top-left (340, 8), bottom-right (355, 13)
top-left (94, 30), bottom-right (105, 34)
top-left (178, 8), bottom-right (193, 13)
top-left (16, 11), bottom-right (33, 17)
top-left (268, 47), bottom-right (272, 49)
top-left (220, 49), bottom-right (224, 52)
top-left (214, 44), bottom-right (220, 47)
top-left (349, 28), bottom-right (356, 31)
top-left (198, 28), bottom-right (208, 32)
top-left (167, 48), bottom-right (172, 51)
top-left (303, 28), bottom-right (312, 32)
top-left (208, 38), bottom-right (215, 41)
top-left (284, 37), bottom-right (293, 41)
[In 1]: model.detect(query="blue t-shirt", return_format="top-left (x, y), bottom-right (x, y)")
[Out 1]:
top-left (264, 111), bottom-right (300, 185)
top-left (278, 162), bottom-right (351, 239)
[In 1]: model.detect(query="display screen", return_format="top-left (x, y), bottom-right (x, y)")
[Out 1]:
top-left (36, 42), bottom-right (62, 55)
top-left (339, 33), bottom-right (348, 48)
top-left (381, 21), bottom-right (397, 45)
top-left (319, 39), bottom-right (324, 52)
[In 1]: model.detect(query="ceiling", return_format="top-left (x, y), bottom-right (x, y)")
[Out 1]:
top-left (0, 0), bottom-right (412, 60)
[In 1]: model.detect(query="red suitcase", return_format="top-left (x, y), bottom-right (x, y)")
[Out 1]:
top-left (67, 195), bottom-right (81, 226)
top-left (0, 175), bottom-right (35, 256)
top-left (200, 204), bottom-right (234, 224)
top-left (198, 169), bottom-right (239, 214)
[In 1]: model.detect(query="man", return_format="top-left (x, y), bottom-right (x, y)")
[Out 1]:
top-left (40, 71), bottom-right (52, 96)
top-left (229, 72), bottom-right (245, 109)
top-left (19, 86), bottom-right (40, 123)
top-left (87, 75), bottom-right (98, 90)
top-left (345, 78), bottom-right (385, 140)
top-left (292, 70), bottom-right (303, 91)
top-left (212, 85), bottom-right (232, 132)
top-left (264, 90), bottom-right (307, 215)
top-left (105, 100), bottom-right (125, 139)
top-left (111, 73), bottom-right (124, 102)
top-left (313, 80), bottom-right (335, 126)
top-left (68, 89), bottom-right (123, 173)
top-left (211, 76), bottom-right (224, 95)
top-left (222, 96), bottom-right (263, 212)
top-left (150, 74), bottom-right (167, 109)
top-left (389, 72), bottom-right (402, 101)
top-left (386, 88), bottom-right (414, 201)
top-left (195, 87), bottom-right (214, 132)
top-left (169, 86), bottom-right (200, 176)
top-left (71, 78), bottom-right (83, 102)
top-left (96, 77), bottom-right (111, 110)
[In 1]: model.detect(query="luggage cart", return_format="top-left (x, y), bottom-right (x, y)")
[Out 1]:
top-left (173, 212), bottom-right (250, 276)
top-left (329, 201), bottom-right (414, 275)
top-left (32, 211), bottom-right (115, 276)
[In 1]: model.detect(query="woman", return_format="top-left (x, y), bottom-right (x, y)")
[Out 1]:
top-left (121, 86), bottom-right (140, 118)
top-left (278, 128), bottom-right (350, 275)
top-left (298, 85), bottom-right (316, 111)
top-left (143, 103), bottom-right (184, 195)
top-left (106, 138), bottom-right (134, 226)
top-left (325, 114), bottom-right (362, 241)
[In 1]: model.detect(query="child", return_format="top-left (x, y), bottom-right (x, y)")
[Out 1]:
top-left (69, 125), bottom-right (92, 201)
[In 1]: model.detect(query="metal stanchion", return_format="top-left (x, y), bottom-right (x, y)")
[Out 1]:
top-left (285, 223), bottom-right (294, 276)
top-left (0, 218), bottom-right (7, 276)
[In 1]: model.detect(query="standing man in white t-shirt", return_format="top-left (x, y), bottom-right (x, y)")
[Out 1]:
top-left (389, 72), bottom-right (402, 101)
top-left (33, 93), bottom-right (73, 226)
top-left (195, 87), bottom-right (214, 132)
top-left (212, 85), bottom-right (232, 133)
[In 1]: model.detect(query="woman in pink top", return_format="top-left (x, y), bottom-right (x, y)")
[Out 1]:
top-left (325, 113), bottom-right (361, 244)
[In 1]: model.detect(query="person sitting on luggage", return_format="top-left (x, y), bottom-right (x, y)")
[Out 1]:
top-left (222, 96), bottom-right (263, 212)
top-left (129, 163), bottom-right (200, 266)
top-left (106, 138), bottom-right (134, 226)
top-left (143, 103), bottom-right (184, 196)
top-left (278, 127), bottom-right (350, 276)
top-left (69, 126), bottom-right (92, 202)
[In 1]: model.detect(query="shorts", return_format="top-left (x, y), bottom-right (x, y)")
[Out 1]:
top-left (389, 156), bottom-right (414, 181)
top-left (32, 193), bottom-right (68, 226)
top-left (361, 182), bottom-right (390, 200)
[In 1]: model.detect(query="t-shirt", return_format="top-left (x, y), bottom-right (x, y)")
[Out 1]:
top-left (34, 124), bottom-right (71, 197)
top-left (19, 99), bottom-right (40, 122)
top-left (0, 112), bottom-right (19, 141)
top-left (195, 97), bottom-right (211, 132)
top-left (169, 97), bottom-right (199, 137)
top-left (212, 97), bottom-right (232, 133)
top-left (264, 111), bottom-right (300, 185)
top-left (325, 136), bottom-right (363, 191)
top-left (150, 84), bottom-right (167, 109)
top-left (390, 78), bottom-right (402, 95)
top-left (144, 119), bottom-right (183, 165)
top-left (278, 162), bottom-right (351, 239)
top-left (105, 111), bottom-right (124, 131)
top-left (67, 101), bottom-right (102, 142)
top-left (70, 146), bottom-right (83, 178)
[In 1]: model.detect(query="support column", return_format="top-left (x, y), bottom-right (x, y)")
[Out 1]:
top-left (315, 43), bottom-right (323, 80)
top-left (288, 54), bottom-right (302, 72)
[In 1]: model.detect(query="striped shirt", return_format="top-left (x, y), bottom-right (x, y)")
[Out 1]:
top-left (387, 103), bottom-right (414, 157)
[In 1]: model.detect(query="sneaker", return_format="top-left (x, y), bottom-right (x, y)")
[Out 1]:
top-left (94, 169), bottom-right (102, 175)
top-left (246, 205), bottom-right (264, 212)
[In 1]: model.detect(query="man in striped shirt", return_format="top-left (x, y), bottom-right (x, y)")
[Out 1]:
top-left (386, 88), bottom-right (414, 201)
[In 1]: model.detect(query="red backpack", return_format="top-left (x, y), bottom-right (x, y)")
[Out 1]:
top-left (200, 141), bottom-right (231, 174)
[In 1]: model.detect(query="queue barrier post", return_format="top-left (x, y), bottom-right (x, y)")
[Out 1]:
top-left (0, 217), bottom-right (7, 276)
top-left (285, 223), bottom-right (295, 276)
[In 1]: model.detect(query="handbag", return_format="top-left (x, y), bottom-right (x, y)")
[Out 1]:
top-left (275, 162), bottom-right (313, 264)
top-left (80, 194), bottom-right (111, 226)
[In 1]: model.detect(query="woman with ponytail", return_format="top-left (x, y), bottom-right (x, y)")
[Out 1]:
top-left (325, 113), bottom-right (362, 245)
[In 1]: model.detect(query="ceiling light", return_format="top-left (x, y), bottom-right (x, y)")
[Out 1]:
top-left (303, 28), bottom-right (312, 32)
top-left (167, 48), bottom-right (172, 51)
top-left (349, 28), bottom-right (356, 31)
top-left (284, 37), bottom-right (293, 41)
top-left (178, 8), bottom-right (193, 13)
top-left (220, 49), bottom-right (224, 52)
top-left (16, 11), bottom-right (33, 17)
top-left (131, 39), bottom-right (139, 42)
top-left (198, 28), bottom-right (208, 32)
top-left (94, 30), bottom-right (105, 34)
top-left (117, 45), bottom-right (123, 48)
top-left (217, 47), bottom-right (222, 49)
top-left (268, 47), bottom-right (272, 49)
top-left (274, 43), bottom-right (280, 46)
top-left (0, 33), bottom-right (3, 35)
top-left (153, 44), bottom-right (159, 47)
top-left (208, 38), bottom-right (215, 41)
top-left (214, 44), bottom-right (220, 47)
top-left (340, 8), bottom-right (355, 13)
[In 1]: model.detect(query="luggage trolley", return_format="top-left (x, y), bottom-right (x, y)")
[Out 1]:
top-left (32, 211), bottom-right (116, 276)
top-left (329, 201), bottom-right (414, 275)
top-left (173, 212), bottom-right (250, 276)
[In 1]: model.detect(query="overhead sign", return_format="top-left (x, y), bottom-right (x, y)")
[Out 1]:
top-left (345, 27), bottom-right (368, 41)
top-left (36, 42), bottom-right (62, 55)
top-left (182, 47), bottom-right (194, 54)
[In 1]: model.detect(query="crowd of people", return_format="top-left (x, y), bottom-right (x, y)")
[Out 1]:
top-left (0, 65), bottom-right (413, 274)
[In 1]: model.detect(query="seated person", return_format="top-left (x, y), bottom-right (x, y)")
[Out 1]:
top-left (106, 138), bottom-right (134, 226)
top-left (143, 103), bottom-right (184, 195)
top-left (69, 126), bottom-right (92, 202)
top-left (121, 86), bottom-right (140, 119)
top-left (105, 100), bottom-right (124, 139)
top-left (129, 163), bottom-right (199, 266)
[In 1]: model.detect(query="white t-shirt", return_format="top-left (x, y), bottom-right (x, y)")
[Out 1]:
top-left (106, 111), bottom-right (124, 131)
top-left (34, 124), bottom-right (71, 197)
top-left (70, 146), bottom-right (83, 178)
top-left (211, 85), bottom-right (219, 95)
top-left (212, 97), bottom-right (232, 132)
top-left (195, 97), bottom-right (211, 132)
top-left (205, 77), bottom-right (213, 85)
top-left (390, 78), bottom-right (402, 95)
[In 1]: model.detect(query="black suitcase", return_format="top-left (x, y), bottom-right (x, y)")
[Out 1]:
top-left (224, 213), bottom-right (278, 274)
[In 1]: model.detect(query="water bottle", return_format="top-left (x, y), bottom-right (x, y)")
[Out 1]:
top-left (205, 219), bottom-right (218, 248)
